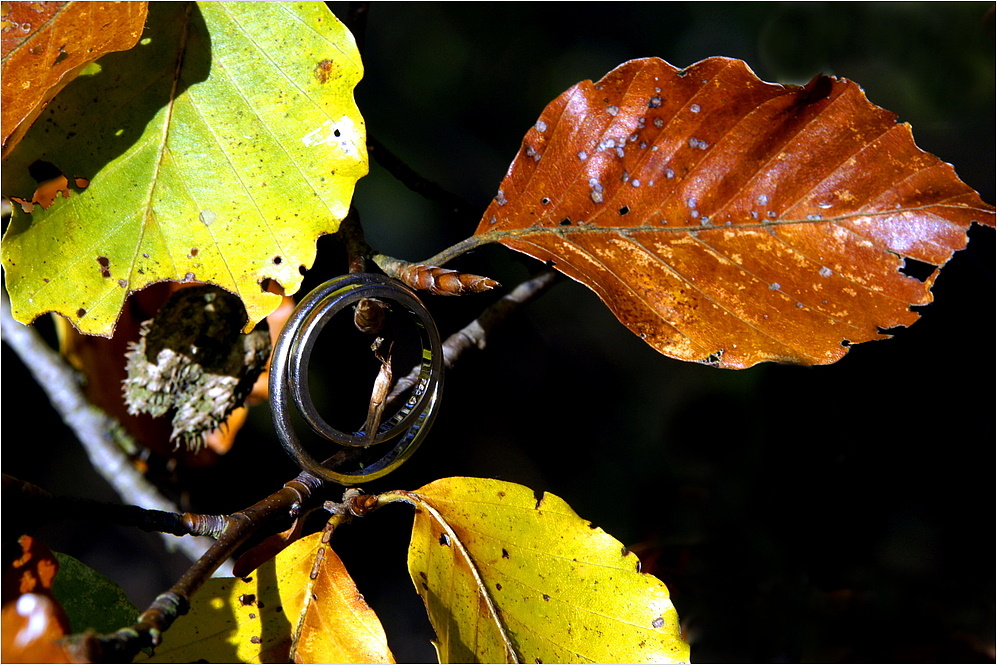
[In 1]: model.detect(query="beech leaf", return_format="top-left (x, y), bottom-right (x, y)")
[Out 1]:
top-left (1, 1), bottom-right (367, 336)
top-left (472, 57), bottom-right (995, 368)
top-left (383, 477), bottom-right (689, 664)
top-left (0, 1), bottom-right (149, 158)
top-left (141, 531), bottom-right (393, 664)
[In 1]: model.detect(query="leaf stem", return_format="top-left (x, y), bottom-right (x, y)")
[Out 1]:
top-left (420, 233), bottom-right (496, 268)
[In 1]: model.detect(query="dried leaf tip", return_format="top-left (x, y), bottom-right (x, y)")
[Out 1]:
top-left (395, 263), bottom-right (500, 296)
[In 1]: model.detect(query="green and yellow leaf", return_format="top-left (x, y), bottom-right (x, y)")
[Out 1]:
top-left (1, 1), bottom-right (367, 336)
top-left (383, 477), bottom-right (690, 664)
top-left (141, 531), bottom-right (393, 664)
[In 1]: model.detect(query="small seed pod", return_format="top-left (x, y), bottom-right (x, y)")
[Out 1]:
top-left (396, 263), bottom-right (499, 296)
top-left (122, 285), bottom-right (271, 449)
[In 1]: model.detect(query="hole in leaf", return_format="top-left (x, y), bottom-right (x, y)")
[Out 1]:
top-left (618, 205), bottom-right (630, 216)
top-left (28, 160), bottom-right (62, 183)
top-left (899, 257), bottom-right (937, 282)
top-left (273, 256), bottom-right (282, 265)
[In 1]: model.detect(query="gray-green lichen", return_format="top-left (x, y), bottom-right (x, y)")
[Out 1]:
top-left (123, 285), bottom-right (271, 449)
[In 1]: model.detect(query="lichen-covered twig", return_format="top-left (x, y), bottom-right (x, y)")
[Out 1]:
top-left (3, 475), bottom-right (228, 539)
top-left (0, 291), bottom-right (220, 565)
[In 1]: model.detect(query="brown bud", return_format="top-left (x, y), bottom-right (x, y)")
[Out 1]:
top-left (397, 264), bottom-right (499, 296)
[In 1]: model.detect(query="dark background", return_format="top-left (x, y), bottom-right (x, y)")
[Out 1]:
top-left (4, 3), bottom-right (994, 663)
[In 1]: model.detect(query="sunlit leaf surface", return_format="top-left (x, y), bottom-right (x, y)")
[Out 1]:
top-left (472, 57), bottom-right (995, 368)
top-left (2, 1), bottom-right (367, 336)
top-left (385, 477), bottom-right (689, 664)
top-left (142, 531), bottom-right (392, 664)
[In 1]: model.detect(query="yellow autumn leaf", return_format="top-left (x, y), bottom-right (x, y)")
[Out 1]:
top-left (1, 1), bottom-right (367, 336)
top-left (381, 477), bottom-right (690, 664)
top-left (139, 531), bottom-right (393, 664)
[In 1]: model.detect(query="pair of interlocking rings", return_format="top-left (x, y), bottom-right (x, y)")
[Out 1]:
top-left (269, 273), bottom-right (443, 485)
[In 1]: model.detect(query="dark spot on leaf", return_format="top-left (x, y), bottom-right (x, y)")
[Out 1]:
top-left (543, 594), bottom-right (550, 601)
top-left (257, 601), bottom-right (265, 609)
top-left (421, 582), bottom-right (428, 590)
top-left (314, 59), bottom-right (336, 83)
top-left (97, 256), bottom-right (111, 278)
top-left (502, 548), bottom-right (510, 559)
top-left (239, 594), bottom-right (256, 606)
top-left (190, 248), bottom-right (199, 257)
top-left (652, 617), bottom-right (665, 628)
top-left (439, 533), bottom-right (450, 547)
top-left (76, 308), bottom-right (86, 318)
top-left (419, 571), bottom-right (428, 581)
top-left (618, 205), bottom-right (630, 215)
top-left (899, 257), bottom-right (937, 282)
top-left (533, 489), bottom-right (545, 509)
top-left (496, 583), bottom-right (503, 591)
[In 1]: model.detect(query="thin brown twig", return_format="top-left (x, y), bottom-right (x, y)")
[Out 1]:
top-left (388, 269), bottom-right (561, 402)
top-left (67, 471), bottom-right (326, 663)
top-left (3, 475), bottom-right (228, 539)
top-left (0, 291), bottom-right (222, 566)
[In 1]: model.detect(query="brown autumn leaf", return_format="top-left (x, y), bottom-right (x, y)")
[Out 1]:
top-left (1, 1), bottom-right (148, 158)
top-left (472, 57), bottom-right (995, 369)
